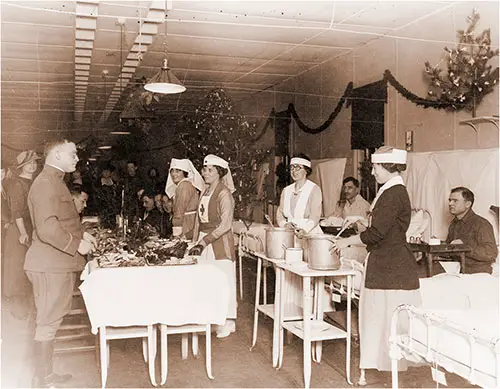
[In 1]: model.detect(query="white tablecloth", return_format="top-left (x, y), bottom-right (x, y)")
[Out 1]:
top-left (80, 262), bottom-right (230, 334)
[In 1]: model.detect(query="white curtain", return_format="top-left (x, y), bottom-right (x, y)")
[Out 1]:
top-left (403, 148), bottom-right (499, 242)
top-left (310, 158), bottom-right (347, 217)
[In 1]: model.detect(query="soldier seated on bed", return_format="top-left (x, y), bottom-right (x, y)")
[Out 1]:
top-left (327, 176), bottom-right (370, 232)
top-left (440, 187), bottom-right (498, 274)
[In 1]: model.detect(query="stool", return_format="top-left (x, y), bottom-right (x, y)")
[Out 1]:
top-left (98, 325), bottom-right (157, 388)
top-left (159, 324), bottom-right (213, 385)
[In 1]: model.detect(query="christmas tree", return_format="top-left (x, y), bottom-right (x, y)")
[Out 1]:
top-left (179, 88), bottom-right (272, 219)
top-left (424, 9), bottom-right (499, 115)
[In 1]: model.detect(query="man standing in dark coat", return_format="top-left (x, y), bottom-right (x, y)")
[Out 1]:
top-left (24, 139), bottom-right (97, 387)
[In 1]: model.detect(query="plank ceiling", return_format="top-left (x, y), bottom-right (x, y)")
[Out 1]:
top-left (1, 1), bottom-right (489, 150)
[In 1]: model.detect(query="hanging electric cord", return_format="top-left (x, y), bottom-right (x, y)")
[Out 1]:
top-left (176, 54), bottom-right (192, 111)
top-left (120, 22), bottom-right (123, 97)
top-left (37, 32), bottom-right (40, 111)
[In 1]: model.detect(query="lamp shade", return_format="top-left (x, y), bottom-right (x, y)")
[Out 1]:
top-left (144, 59), bottom-right (186, 94)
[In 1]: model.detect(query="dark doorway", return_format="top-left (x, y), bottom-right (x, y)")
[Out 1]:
top-left (351, 79), bottom-right (386, 150)
top-left (351, 79), bottom-right (387, 201)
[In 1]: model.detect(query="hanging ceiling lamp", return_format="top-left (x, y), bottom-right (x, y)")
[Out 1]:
top-left (144, 8), bottom-right (185, 95)
top-left (144, 58), bottom-right (185, 94)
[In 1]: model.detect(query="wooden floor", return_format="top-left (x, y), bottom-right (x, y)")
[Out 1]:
top-left (1, 257), bottom-right (477, 388)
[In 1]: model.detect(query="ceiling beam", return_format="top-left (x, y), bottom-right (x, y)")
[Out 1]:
top-left (99, 1), bottom-right (167, 124)
top-left (74, 0), bottom-right (99, 122)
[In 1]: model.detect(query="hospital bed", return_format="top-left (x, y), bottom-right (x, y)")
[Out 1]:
top-left (390, 273), bottom-right (500, 388)
top-left (233, 221), bottom-right (268, 299)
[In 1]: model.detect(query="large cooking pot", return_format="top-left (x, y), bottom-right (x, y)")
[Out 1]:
top-left (265, 227), bottom-right (294, 259)
top-left (303, 233), bottom-right (341, 270)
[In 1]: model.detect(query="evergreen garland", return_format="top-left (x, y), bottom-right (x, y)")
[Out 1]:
top-left (424, 9), bottom-right (499, 115)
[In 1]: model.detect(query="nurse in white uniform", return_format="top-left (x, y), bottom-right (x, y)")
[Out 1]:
top-left (276, 154), bottom-right (323, 310)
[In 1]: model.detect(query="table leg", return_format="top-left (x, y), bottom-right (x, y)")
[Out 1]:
top-left (263, 263), bottom-right (268, 305)
top-left (192, 333), bottom-right (199, 358)
top-left (346, 275), bottom-right (352, 385)
top-left (181, 334), bottom-right (188, 360)
top-left (460, 253), bottom-right (466, 273)
top-left (314, 277), bottom-right (323, 363)
top-left (391, 358), bottom-right (399, 389)
top-left (99, 327), bottom-right (108, 389)
top-left (205, 325), bottom-right (214, 379)
top-left (160, 325), bottom-right (168, 385)
top-left (311, 280), bottom-right (318, 363)
top-left (142, 338), bottom-right (148, 362)
top-left (426, 253), bottom-right (433, 277)
top-left (148, 325), bottom-right (158, 386)
top-left (238, 251), bottom-right (243, 300)
top-left (277, 267), bottom-right (285, 369)
top-left (303, 276), bottom-right (313, 389)
top-left (250, 257), bottom-right (262, 351)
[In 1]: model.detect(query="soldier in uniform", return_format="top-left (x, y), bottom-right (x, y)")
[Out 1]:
top-left (24, 139), bottom-right (97, 388)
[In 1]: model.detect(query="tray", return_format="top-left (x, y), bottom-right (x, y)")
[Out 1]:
top-left (98, 256), bottom-right (146, 268)
top-left (145, 255), bottom-right (198, 267)
top-left (321, 226), bottom-right (357, 237)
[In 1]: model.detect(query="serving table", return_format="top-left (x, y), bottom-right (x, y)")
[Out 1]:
top-left (251, 252), bottom-right (355, 388)
top-left (79, 261), bottom-right (229, 387)
top-left (275, 260), bottom-right (356, 389)
top-left (250, 252), bottom-right (303, 367)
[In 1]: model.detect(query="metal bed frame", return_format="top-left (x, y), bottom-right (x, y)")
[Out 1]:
top-left (390, 304), bottom-right (500, 389)
top-left (237, 231), bottom-right (265, 300)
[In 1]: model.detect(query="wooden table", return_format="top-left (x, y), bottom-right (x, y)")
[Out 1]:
top-left (409, 243), bottom-right (471, 276)
top-left (275, 261), bottom-right (356, 389)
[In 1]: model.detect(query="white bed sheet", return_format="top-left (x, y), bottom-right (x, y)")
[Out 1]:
top-left (394, 273), bottom-right (500, 387)
top-left (419, 273), bottom-right (499, 310)
top-left (407, 309), bottom-right (499, 380)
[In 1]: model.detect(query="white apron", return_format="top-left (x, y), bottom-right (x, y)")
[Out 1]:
top-left (281, 180), bottom-right (326, 313)
top-left (197, 193), bottom-right (237, 319)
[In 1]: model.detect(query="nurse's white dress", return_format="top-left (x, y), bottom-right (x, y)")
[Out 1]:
top-left (197, 192), bottom-right (237, 319)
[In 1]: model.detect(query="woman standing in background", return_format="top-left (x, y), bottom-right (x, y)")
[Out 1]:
top-left (3, 150), bottom-right (40, 319)
top-left (165, 158), bottom-right (204, 240)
